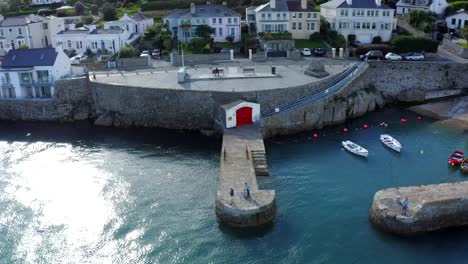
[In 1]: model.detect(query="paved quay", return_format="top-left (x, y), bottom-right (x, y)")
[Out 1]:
top-left (215, 124), bottom-right (275, 227)
top-left (370, 181), bottom-right (468, 235)
top-left (92, 63), bottom-right (350, 92)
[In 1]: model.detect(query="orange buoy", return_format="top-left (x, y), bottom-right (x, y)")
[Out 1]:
top-left (363, 124), bottom-right (368, 129)
top-left (343, 128), bottom-right (348, 133)
top-left (313, 133), bottom-right (319, 138)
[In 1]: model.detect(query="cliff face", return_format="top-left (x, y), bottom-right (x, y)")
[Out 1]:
top-left (369, 182), bottom-right (468, 235)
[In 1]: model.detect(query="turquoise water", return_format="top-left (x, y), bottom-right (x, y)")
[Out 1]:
top-left (0, 108), bottom-right (467, 264)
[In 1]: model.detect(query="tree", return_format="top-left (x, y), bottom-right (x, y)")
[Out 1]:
top-left (119, 45), bottom-right (137, 58)
top-left (225, 35), bottom-right (235, 43)
top-left (320, 16), bottom-right (330, 37)
top-left (180, 20), bottom-right (192, 43)
top-left (102, 3), bottom-right (117, 21)
top-left (347, 34), bottom-right (356, 43)
top-left (195, 25), bottom-right (214, 38)
top-left (143, 23), bottom-right (172, 50)
top-left (81, 15), bottom-right (94, 25)
top-left (18, 44), bottom-right (29, 49)
top-left (372, 36), bottom-right (382, 44)
top-left (75, 21), bottom-right (84, 28)
top-left (74, 1), bottom-right (86, 15)
top-left (461, 27), bottom-right (468, 43)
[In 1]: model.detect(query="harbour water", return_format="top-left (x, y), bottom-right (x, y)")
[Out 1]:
top-left (0, 108), bottom-right (467, 264)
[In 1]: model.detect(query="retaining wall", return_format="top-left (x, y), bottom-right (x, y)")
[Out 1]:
top-left (172, 53), bottom-right (232, 66)
top-left (441, 38), bottom-right (468, 59)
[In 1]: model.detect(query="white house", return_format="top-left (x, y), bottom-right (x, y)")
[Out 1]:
top-left (396, 0), bottom-right (448, 15)
top-left (0, 47), bottom-right (71, 99)
top-left (54, 25), bottom-right (139, 55)
top-left (446, 10), bottom-right (468, 30)
top-left (31, 0), bottom-right (64, 5)
top-left (0, 14), bottom-right (64, 55)
top-left (320, 0), bottom-right (396, 43)
top-left (104, 10), bottom-right (154, 35)
top-left (163, 3), bottom-right (241, 43)
top-left (246, 0), bottom-right (320, 39)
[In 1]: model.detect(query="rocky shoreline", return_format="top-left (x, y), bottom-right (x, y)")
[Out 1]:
top-left (409, 96), bottom-right (468, 130)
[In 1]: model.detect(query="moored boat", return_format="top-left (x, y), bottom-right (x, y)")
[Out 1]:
top-left (342, 140), bottom-right (368, 158)
top-left (461, 159), bottom-right (468, 173)
top-left (448, 150), bottom-right (464, 166)
top-left (380, 134), bottom-right (402, 153)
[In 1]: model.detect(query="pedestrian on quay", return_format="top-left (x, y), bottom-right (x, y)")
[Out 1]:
top-left (230, 188), bottom-right (234, 197)
top-left (402, 196), bottom-right (409, 216)
top-left (244, 182), bottom-right (250, 198)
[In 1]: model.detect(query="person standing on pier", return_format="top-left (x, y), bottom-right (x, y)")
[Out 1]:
top-left (402, 197), bottom-right (409, 216)
top-left (245, 182), bottom-right (251, 198)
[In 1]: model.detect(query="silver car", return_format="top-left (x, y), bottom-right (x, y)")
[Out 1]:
top-left (403, 52), bottom-right (425, 61)
top-left (385, 52), bottom-right (402, 61)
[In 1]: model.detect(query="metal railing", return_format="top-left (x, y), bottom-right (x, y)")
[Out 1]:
top-left (261, 62), bottom-right (366, 117)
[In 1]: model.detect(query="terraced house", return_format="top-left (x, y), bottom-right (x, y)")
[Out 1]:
top-left (246, 0), bottom-right (320, 39)
top-left (163, 3), bottom-right (241, 43)
top-left (320, 0), bottom-right (396, 43)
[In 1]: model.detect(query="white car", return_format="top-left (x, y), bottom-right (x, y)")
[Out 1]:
top-left (385, 52), bottom-right (402, 61)
top-left (300, 48), bottom-right (312, 56)
top-left (403, 52), bottom-right (425, 61)
top-left (140, 50), bottom-right (150, 57)
top-left (70, 54), bottom-right (88, 64)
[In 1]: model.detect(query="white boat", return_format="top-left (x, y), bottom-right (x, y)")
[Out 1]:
top-left (342, 140), bottom-right (368, 158)
top-left (380, 134), bottom-right (402, 153)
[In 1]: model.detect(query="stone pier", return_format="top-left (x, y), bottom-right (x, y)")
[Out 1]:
top-left (370, 181), bottom-right (468, 235)
top-left (215, 124), bottom-right (276, 228)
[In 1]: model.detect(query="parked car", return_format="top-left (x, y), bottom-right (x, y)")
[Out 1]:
top-left (300, 48), bottom-right (312, 56)
top-left (385, 52), bottom-right (402, 61)
top-left (70, 54), bottom-right (88, 64)
top-left (151, 49), bottom-right (161, 58)
top-left (140, 50), bottom-right (150, 57)
top-left (360, 50), bottom-right (384, 61)
top-left (403, 52), bottom-right (425, 61)
top-left (350, 40), bottom-right (362, 47)
top-left (312, 48), bottom-right (326, 57)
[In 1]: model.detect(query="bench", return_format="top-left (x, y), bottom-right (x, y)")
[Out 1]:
top-left (212, 68), bottom-right (224, 76)
top-left (243, 68), bottom-right (255, 75)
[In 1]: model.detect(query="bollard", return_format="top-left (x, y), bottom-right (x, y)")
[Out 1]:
top-left (249, 49), bottom-right (252, 60)
top-left (230, 49), bottom-right (234, 61)
top-left (339, 48), bottom-right (344, 58)
top-left (332, 48), bottom-right (336, 58)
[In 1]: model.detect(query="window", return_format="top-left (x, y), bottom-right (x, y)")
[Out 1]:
top-left (43, 23), bottom-right (48, 30)
top-left (17, 40), bottom-right (23, 46)
top-left (230, 27), bottom-right (235, 35)
top-left (352, 10), bottom-right (356, 16)
top-left (18, 28), bottom-right (22, 35)
top-left (356, 22), bottom-right (361, 29)
top-left (4, 73), bottom-right (10, 84)
top-left (268, 13), bottom-right (271, 18)
top-left (375, 11), bottom-right (379, 16)
top-left (212, 18), bottom-right (216, 24)
top-left (10, 40), bottom-right (14, 48)
top-left (20, 72), bottom-right (31, 84)
top-left (219, 18), bottom-right (222, 23)
top-left (307, 22), bottom-right (310, 30)
top-left (196, 19), bottom-right (200, 24)
top-left (262, 13), bottom-right (265, 18)
top-left (91, 42), bottom-right (97, 49)
top-left (283, 13), bottom-right (286, 18)
top-left (0, 29), bottom-right (3, 36)
top-left (385, 23), bottom-right (390, 29)
top-left (76, 41), bottom-right (82, 49)
top-left (313, 13), bottom-right (317, 18)
top-left (452, 18), bottom-right (456, 25)
top-left (219, 27), bottom-right (223, 36)
top-left (298, 22), bottom-right (302, 30)
top-left (202, 19), bottom-right (206, 24)
top-left (292, 22), bottom-right (296, 30)
top-left (0, 42), bottom-right (3, 49)
top-left (67, 40), bottom-right (71, 48)
top-left (298, 13), bottom-right (302, 18)
top-left (8, 28), bottom-right (12, 33)
top-left (234, 18), bottom-right (238, 23)
top-left (277, 13), bottom-right (280, 18)
top-left (292, 13), bottom-right (297, 18)
top-left (228, 18), bottom-right (232, 23)
top-left (311, 22), bottom-right (315, 30)
top-left (367, 10), bottom-right (370, 16)
top-left (308, 13), bottom-right (311, 18)
top-left (372, 22), bottom-right (376, 29)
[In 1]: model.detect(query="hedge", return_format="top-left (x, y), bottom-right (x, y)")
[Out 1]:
top-left (4, 10), bottom-right (37, 17)
top-left (354, 44), bottom-right (391, 56)
top-left (391, 36), bottom-right (438, 53)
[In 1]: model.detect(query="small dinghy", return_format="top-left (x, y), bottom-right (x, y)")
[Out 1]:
top-left (461, 159), bottom-right (468, 173)
top-left (342, 140), bottom-right (368, 158)
top-left (380, 134), bottom-right (402, 153)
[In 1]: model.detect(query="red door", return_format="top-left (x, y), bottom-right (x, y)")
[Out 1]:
top-left (236, 107), bottom-right (253, 126)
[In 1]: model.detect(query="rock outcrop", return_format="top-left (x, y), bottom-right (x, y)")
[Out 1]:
top-left (94, 111), bottom-right (114, 126)
top-left (370, 182), bottom-right (468, 235)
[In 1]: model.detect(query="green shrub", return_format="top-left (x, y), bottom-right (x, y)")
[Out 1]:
top-left (391, 36), bottom-right (438, 53)
top-left (162, 50), bottom-right (170, 56)
top-left (81, 15), bottom-right (94, 24)
top-left (347, 34), bottom-right (356, 43)
top-left (445, 1), bottom-right (468, 14)
top-left (102, 2), bottom-right (117, 21)
top-left (4, 10), bottom-right (36, 17)
top-left (309, 32), bottom-right (321, 40)
top-left (119, 45), bottom-right (137, 58)
top-left (354, 44), bottom-right (391, 56)
top-left (372, 36), bottom-right (382, 44)
top-left (18, 44), bottom-right (29, 49)
top-left (259, 32), bottom-right (292, 40)
top-left (75, 21), bottom-right (84, 28)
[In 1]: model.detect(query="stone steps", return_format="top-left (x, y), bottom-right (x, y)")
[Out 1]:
top-left (251, 150), bottom-right (269, 176)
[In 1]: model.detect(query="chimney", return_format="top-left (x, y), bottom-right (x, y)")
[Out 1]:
top-left (375, 0), bottom-right (382, 6)
top-left (270, 0), bottom-right (276, 9)
top-left (190, 3), bottom-right (196, 15)
top-left (301, 0), bottom-right (307, 9)
top-left (346, 0), bottom-right (352, 5)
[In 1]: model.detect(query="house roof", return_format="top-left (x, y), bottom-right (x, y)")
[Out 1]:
top-left (0, 14), bottom-right (47, 27)
top-left (2, 48), bottom-right (57, 68)
top-left (164, 5), bottom-right (240, 19)
top-left (446, 10), bottom-right (468, 17)
top-left (396, 0), bottom-right (432, 7)
top-left (287, 0), bottom-right (316, 11)
top-left (255, 1), bottom-right (290, 12)
top-left (128, 11), bottom-right (151, 21)
top-left (57, 28), bottom-right (124, 35)
top-left (321, 0), bottom-right (392, 9)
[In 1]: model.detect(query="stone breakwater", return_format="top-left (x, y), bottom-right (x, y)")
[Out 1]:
top-left (0, 62), bottom-right (467, 138)
top-left (370, 182), bottom-right (468, 235)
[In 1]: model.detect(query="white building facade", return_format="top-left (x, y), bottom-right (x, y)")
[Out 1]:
top-left (446, 10), bottom-right (468, 30)
top-left (396, 0), bottom-right (448, 15)
top-left (0, 47), bottom-right (71, 99)
top-left (163, 3), bottom-right (241, 43)
top-left (246, 0), bottom-right (320, 39)
top-left (54, 25), bottom-right (134, 55)
top-left (321, 0), bottom-right (396, 43)
top-left (31, 0), bottom-right (64, 5)
top-left (104, 10), bottom-right (154, 35)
